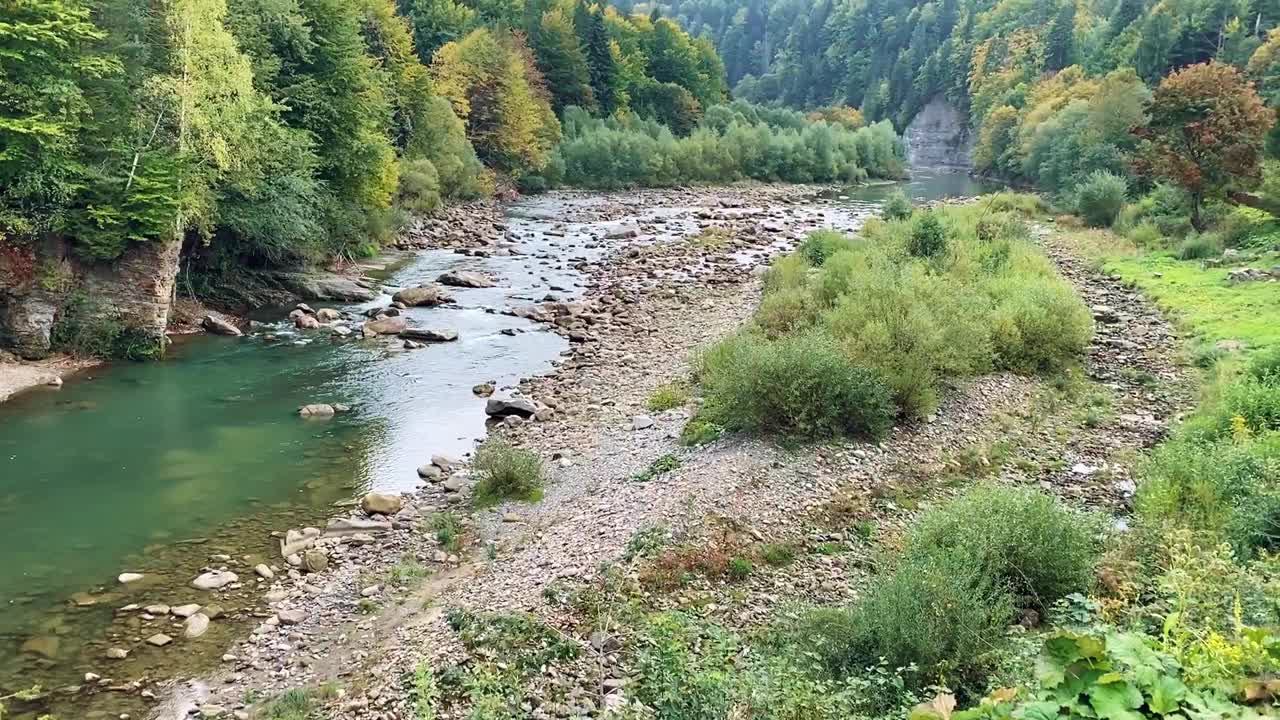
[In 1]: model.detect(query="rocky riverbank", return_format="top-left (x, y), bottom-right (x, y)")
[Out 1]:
top-left (118, 192), bottom-right (1200, 720)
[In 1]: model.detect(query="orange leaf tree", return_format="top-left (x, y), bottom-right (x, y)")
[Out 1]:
top-left (1135, 62), bottom-right (1275, 230)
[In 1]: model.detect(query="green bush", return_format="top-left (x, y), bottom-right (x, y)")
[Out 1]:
top-left (1136, 433), bottom-right (1280, 557)
top-left (647, 382), bottom-right (690, 411)
top-left (903, 484), bottom-right (1100, 608)
top-left (680, 416), bottom-right (724, 446)
top-left (881, 189), bottom-right (913, 220)
top-left (907, 211), bottom-right (947, 258)
top-left (798, 553), bottom-right (1015, 687)
top-left (1126, 221), bottom-right (1164, 249)
top-left (988, 276), bottom-right (1094, 373)
top-left (396, 157), bottom-right (441, 214)
top-left (798, 230), bottom-right (856, 266)
top-left (471, 439), bottom-right (544, 506)
top-left (1074, 170), bottom-right (1128, 227)
top-left (1247, 346), bottom-right (1280, 381)
top-left (698, 330), bottom-right (895, 440)
top-left (1176, 232), bottom-right (1223, 260)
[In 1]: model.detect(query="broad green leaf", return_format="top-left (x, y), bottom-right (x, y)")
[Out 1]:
top-left (1015, 701), bottom-right (1062, 720)
top-left (1087, 679), bottom-right (1145, 720)
top-left (1149, 675), bottom-right (1187, 714)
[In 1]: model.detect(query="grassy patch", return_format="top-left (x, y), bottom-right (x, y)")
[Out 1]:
top-left (386, 554), bottom-right (429, 586)
top-left (680, 416), bottom-right (724, 446)
top-left (647, 381), bottom-right (690, 411)
top-left (1102, 250), bottom-right (1280, 354)
top-left (634, 453), bottom-right (681, 482)
top-left (429, 511), bottom-right (463, 552)
top-left (760, 542), bottom-right (796, 567)
top-left (471, 439), bottom-right (543, 507)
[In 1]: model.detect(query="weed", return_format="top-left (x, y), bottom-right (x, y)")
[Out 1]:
top-left (387, 554), bottom-right (428, 586)
top-left (680, 416), bottom-right (724, 446)
top-left (728, 557), bottom-right (754, 579)
top-left (634, 453), bottom-right (681, 482)
top-left (430, 512), bottom-right (463, 552)
top-left (647, 382), bottom-right (690, 411)
top-left (760, 542), bottom-right (796, 567)
top-left (357, 598), bottom-right (378, 614)
top-left (471, 439), bottom-right (543, 507)
top-left (625, 524), bottom-right (671, 561)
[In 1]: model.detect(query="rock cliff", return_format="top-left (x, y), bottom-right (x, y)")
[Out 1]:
top-left (0, 238), bottom-right (181, 359)
top-left (903, 97), bottom-right (973, 171)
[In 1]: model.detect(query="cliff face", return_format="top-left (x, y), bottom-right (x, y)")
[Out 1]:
top-left (903, 98), bottom-right (973, 171)
top-left (0, 238), bottom-right (181, 359)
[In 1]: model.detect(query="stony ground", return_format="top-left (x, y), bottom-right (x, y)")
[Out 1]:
top-left (149, 193), bottom-right (1197, 720)
top-left (0, 352), bottom-right (89, 403)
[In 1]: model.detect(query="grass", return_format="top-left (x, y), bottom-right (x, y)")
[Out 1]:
top-left (680, 416), bottom-right (724, 445)
top-left (634, 453), bottom-right (682, 482)
top-left (430, 511), bottom-right (463, 551)
top-left (760, 542), bottom-right (796, 567)
top-left (260, 685), bottom-right (340, 719)
top-left (1101, 250), bottom-right (1280, 355)
top-left (386, 554), bottom-right (429, 586)
top-left (647, 381), bottom-right (690, 411)
top-left (471, 439), bottom-right (544, 507)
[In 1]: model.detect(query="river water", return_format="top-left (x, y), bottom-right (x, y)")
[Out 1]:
top-left (0, 173), bottom-right (988, 718)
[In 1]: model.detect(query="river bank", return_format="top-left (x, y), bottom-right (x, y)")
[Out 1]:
top-left (128, 194), bottom-right (1199, 718)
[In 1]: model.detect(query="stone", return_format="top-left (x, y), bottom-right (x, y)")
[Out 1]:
top-left (437, 269), bottom-right (495, 288)
top-left (362, 316), bottom-right (408, 336)
top-left (70, 591), bottom-right (98, 606)
top-left (472, 383), bottom-right (495, 397)
top-left (201, 315), bottom-right (242, 337)
top-left (432, 454), bottom-right (461, 471)
top-left (360, 492), bottom-right (403, 516)
top-left (315, 308), bottom-right (341, 322)
top-left (21, 635), bottom-right (60, 659)
top-left (417, 464), bottom-right (443, 481)
top-left (276, 273), bottom-right (377, 302)
top-left (485, 396), bottom-right (537, 418)
top-left (118, 572), bottom-right (145, 584)
top-left (323, 517), bottom-right (391, 537)
top-left (360, 585), bottom-right (381, 597)
top-left (295, 314), bottom-right (321, 330)
top-left (391, 284), bottom-right (453, 307)
top-left (298, 404), bottom-right (335, 418)
top-left (202, 603), bottom-right (225, 620)
top-left (184, 613), bottom-right (211, 639)
top-left (146, 633), bottom-right (173, 647)
top-left (605, 225), bottom-right (640, 240)
top-left (302, 549), bottom-right (328, 573)
top-left (442, 476), bottom-right (466, 493)
top-left (398, 327), bottom-right (459, 342)
top-left (199, 704), bottom-right (227, 718)
top-left (191, 570), bottom-right (238, 591)
top-left (630, 415), bottom-right (654, 430)
top-left (280, 526), bottom-right (322, 556)
top-left (106, 647), bottom-right (129, 660)
top-left (254, 564), bottom-right (274, 580)
top-left (144, 604), bottom-right (170, 615)
top-left (277, 609), bottom-right (307, 626)
top-left (171, 603), bottom-right (202, 618)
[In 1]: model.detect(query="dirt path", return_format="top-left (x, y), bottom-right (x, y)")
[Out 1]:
top-left (155, 203), bottom-right (1197, 720)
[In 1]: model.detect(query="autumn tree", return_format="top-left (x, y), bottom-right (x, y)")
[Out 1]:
top-left (1136, 62), bottom-right (1275, 230)
top-left (531, 7), bottom-right (595, 114)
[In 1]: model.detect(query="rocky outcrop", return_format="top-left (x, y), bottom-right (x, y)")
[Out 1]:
top-left (0, 237), bottom-right (181, 359)
top-left (903, 97), bottom-right (973, 171)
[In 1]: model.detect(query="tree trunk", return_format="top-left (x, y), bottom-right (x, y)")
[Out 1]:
top-left (1190, 191), bottom-right (1205, 232)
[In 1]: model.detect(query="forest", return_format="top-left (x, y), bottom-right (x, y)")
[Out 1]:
top-left (0, 0), bottom-right (902, 281)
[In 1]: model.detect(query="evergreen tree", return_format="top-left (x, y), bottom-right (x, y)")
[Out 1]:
top-left (1043, 0), bottom-right (1076, 72)
top-left (532, 8), bottom-right (595, 114)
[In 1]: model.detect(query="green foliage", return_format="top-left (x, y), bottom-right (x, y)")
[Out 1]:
top-left (944, 631), bottom-right (1258, 720)
top-left (798, 230), bottom-right (856, 266)
top-left (50, 293), bottom-right (163, 360)
top-left (634, 453), bottom-right (682, 482)
top-left (679, 416), bottom-right (724, 446)
top-left (647, 381), bottom-right (690, 411)
top-left (904, 484), bottom-right (1101, 609)
top-left (261, 688), bottom-right (318, 719)
top-left (397, 157), bottom-right (442, 214)
top-left (413, 661), bottom-right (439, 720)
top-left (882, 190), bottom-right (913, 221)
top-left (697, 330), bottom-right (896, 440)
top-left (470, 438), bottom-right (543, 506)
top-left (908, 211), bottom-right (947, 259)
top-left (760, 542), bottom-right (795, 567)
top-left (1177, 233), bottom-right (1223, 260)
top-left (1075, 171), bottom-right (1128, 228)
top-left (727, 556), bottom-right (753, 579)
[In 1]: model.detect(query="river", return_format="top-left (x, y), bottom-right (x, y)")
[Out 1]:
top-left (0, 173), bottom-right (989, 719)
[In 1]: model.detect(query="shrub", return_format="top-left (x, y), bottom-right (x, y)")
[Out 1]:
top-left (988, 276), bottom-right (1093, 373)
top-left (881, 189), bottom-right (913, 220)
top-left (798, 230), bottom-right (856, 266)
top-left (903, 484), bottom-right (1101, 608)
top-left (1176, 231), bottom-right (1224, 260)
top-left (754, 286), bottom-right (818, 337)
top-left (1074, 170), bottom-right (1127, 227)
top-left (647, 382), bottom-right (690, 411)
top-left (1135, 433), bottom-right (1280, 557)
top-left (698, 330), bottom-right (895, 440)
top-left (1247, 346), bottom-right (1280, 381)
top-left (760, 543), bottom-right (796, 567)
top-left (471, 439), bottom-right (543, 506)
top-left (396, 158), bottom-right (441, 214)
top-left (798, 552), bottom-right (1015, 687)
top-left (680, 416), bottom-right (724, 446)
top-left (1127, 221), bottom-right (1164, 249)
top-left (907, 211), bottom-right (947, 258)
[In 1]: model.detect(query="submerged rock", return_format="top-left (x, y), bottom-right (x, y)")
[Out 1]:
top-left (146, 633), bottom-right (173, 647)
top-left (398, 327), bottom-right (458, 343)
top-left (184, 612), bottom-right (211, 638)
top-left (362, 316), bottom-right (408, 336)
top-left (201, 315), bottom-right (242, 337)
top-left (298, 404), bottom-right (336, 418)
top-left (21, 635), bottom-right (60, 659)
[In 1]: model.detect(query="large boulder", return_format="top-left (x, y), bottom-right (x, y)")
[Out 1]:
top-left (399, 327), bottom-right (458, 343)
top-left (275, 272), bottom-right (377, 302)
top-left (392, 284), bottom-right (453, 307)
top-left (201, 315), bottom-right (242, 337)
top-left (360, 492), bottom-right (403, 516)
top-left (298, 404), bottom-right (336, 418)
top-left (362, 316), bottom-right (408, 336)
top-left (437, 270), bottom-right (495, 288)
top-left (485, 396), bottom-right (537, 418)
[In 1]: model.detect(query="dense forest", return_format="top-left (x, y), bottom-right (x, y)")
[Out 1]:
top-left (0, 0), bottom-right (906, 280)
